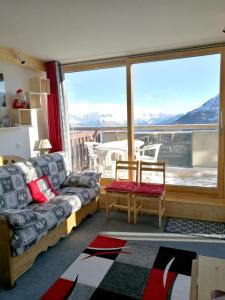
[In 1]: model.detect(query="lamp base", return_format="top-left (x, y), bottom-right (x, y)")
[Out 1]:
top-left (39, 150), bottom-right (50, 155)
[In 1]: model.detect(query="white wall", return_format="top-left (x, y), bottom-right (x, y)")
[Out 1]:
top-left (0, 60), bottom-right (49, 159)
top-left (192, 130), bottom-right (218, 168)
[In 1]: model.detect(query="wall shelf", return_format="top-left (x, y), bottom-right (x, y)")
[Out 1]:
top-left (29, 77), bottom-right (50, 94)
top-left (0, 126), bottom-right (32, 130)
top-left (25, 92), bottom-right (42, 109)
top-left (10, 109), bottom-right (32, 126)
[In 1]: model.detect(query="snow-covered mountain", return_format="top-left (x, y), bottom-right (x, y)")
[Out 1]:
top-left (69, 111), bottom-right (179, 127)
top-left (69, 112), bottom-right (126, 127)
top-left (69, 95), bottom-right (219, 127)
top-left (174, 95), bottom-right (219, 124)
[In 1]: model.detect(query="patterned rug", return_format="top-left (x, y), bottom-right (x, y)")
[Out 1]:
top-left (40, 235), bottom-right (196, 300)
top-left (165, 217), bottom-right (225, 239)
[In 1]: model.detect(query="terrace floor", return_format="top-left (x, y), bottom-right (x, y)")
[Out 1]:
top-left (97, 165), bottom-right (217, 188)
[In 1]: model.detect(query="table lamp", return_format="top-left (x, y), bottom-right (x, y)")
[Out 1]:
top-left (38, 139), bottom-right (52, 155)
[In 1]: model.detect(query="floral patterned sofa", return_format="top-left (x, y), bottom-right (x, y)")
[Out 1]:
top-left (0, 152), bottom-right (100, 288)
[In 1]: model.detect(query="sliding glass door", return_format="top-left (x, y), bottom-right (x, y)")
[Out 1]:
top-left (132, 54), bottom-right (221, 188)
top-left (64, 47), bottom-right (225, 197)
top-left (65, 66), bottom-right (127, 178)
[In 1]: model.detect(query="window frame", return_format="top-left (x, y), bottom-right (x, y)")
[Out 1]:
top-left (63, 45), bottom-right (225, 200)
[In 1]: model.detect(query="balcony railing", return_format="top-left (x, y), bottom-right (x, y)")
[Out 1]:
top-left (69, 124), bottom-right (218, 187)
top-left (70, 130), bottom-right (101, 171)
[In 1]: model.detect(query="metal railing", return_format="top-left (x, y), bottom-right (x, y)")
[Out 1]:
top-left (70, 124), bottom-right (219, 171)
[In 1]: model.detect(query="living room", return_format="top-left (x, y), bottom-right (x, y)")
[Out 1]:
top-left (0, 1), bottom-right (225, 299)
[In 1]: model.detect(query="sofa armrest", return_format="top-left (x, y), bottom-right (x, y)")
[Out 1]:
top-left (0, 214), bottom-right (8, 222)
top-left (0, 216), bottom-right (14, 287)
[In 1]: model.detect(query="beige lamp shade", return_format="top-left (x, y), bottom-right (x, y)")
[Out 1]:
top-left (38, 139), bottom-right (52, 155)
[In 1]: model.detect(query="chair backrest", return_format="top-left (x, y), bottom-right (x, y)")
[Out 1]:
top-left (85, 142), bottom-right (102, 156)
top-left (0, 155), bottom-right (24, 166)
top-left (105, 150), bottom-right (127, 166)
top-left (85, 144), bottom-right (95, 157)
top-left (140, 143), bottom-right (162, 162)
top-left (115, 160), bottom-right (139, 182)
top-left (140, 161), bottom-right (165, 185)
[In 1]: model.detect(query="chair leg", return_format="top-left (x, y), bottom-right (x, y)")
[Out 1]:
top-left (105, 194), bottom-right (109, 221)
top-left (158, 198), bottom-right (162, 228)
top-left (128, 195), bottom-right (131, 224)
top-left (163, 195), bottom-right (166, 211)
top-left (133, 198), bottom-right (137, 224)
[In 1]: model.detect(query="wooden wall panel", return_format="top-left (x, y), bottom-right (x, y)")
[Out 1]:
top-left (0, 47), bottom-right (46, 72)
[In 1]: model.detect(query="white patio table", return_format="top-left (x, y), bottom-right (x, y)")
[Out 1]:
top-left (95, 140), bottom-right (144, 174)
top-left (95, 139), bottom-right (144, 152)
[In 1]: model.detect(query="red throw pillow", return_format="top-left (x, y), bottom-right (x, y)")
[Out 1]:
top-left (28, 175), bottom-right (59, 204)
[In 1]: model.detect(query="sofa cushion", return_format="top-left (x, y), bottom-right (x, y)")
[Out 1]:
top-left (64, 172), bottom-right (101, 188)
top-left (0, 165), bottom-right (32, 210)
top-left (10, 198), bottom-right (73, 256)
top-left (57, 184), bottom-right (100, 212)
top-left (29, 198), bottom-right (72, 230)
top-left (0, 208), bottom-right (40, 228)
top-left (11, 218), bottom-right (48, 256)
top-left (14, 160), bottom-right (42, 183)
top-left (28, 175), bottom-right (59, 203)
top-left (27, 152), bottom-right (67, 190)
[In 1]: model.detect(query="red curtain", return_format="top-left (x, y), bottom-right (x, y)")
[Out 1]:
top-left (45, 61), bottom-right (62, 153)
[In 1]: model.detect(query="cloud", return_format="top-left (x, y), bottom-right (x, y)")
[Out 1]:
top-left (143, 92), bottom-right (153, 101)
top-left (68, 101), bottom-right (127, 123)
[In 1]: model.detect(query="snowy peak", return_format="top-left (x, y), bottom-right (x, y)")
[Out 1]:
top-left (174, 95), bottom-right (219, 124)
top-left (69, 95), bottom-right (219, 127)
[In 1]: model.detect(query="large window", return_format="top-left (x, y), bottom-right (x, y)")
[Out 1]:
top-left (133, 54), bottom-right (221, 187)
top-left (64, 47), bottom-right (225, 197)
top-left (65, 67), bottom-right (127, 177)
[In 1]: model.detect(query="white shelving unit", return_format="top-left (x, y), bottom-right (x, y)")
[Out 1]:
top-left (2, 77), bottom-right (50, 127)
top-left (25, 92), bottom-right (42, 109)
top-left (29, 77), bottom-right (50, 94)
top-left (10, 109), bottom-right (32, 126)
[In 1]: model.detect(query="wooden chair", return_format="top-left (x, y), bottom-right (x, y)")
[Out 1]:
top-left (133, 161), bottom-right (166, 227)
top-left (0, 155), bottom-right (23, 166)
top-left (105, 160), bottom-right (139, 224)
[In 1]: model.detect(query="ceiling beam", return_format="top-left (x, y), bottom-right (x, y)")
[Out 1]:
top-left (0, 47), bottom-right (46, 72)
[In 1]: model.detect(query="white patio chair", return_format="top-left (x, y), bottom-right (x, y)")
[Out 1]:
top-left (96, 149), bottom-right (127, 176)
top-left (106, 150), bottom-right (128, 177)
top-left (137, 143), bottom-right (162, 162)
top-left (84, 142), bottom-right (102, 171)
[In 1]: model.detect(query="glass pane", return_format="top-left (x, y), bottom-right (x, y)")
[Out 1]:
top-left (65, 67), bottom-right (127, 178)
top-left (133, 54), bottom-right (221, 187)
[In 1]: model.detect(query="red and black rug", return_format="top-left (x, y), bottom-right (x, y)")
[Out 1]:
top-left (40, 235), bottom-right (196, 300)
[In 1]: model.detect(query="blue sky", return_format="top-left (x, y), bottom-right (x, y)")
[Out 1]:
top-left (65, 54), bottom-right (220, 121)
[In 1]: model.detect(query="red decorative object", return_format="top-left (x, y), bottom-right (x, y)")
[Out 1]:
top-left (27, 175), bottom-right (59, 203)
top-left (142, 269), bottom-right (176, 300)
top-left (12, 89), bottom-right (29, 109)
top-left (40, 278), bottom-right (75, 300)
top-left (45, 61), bottom-right (63, 153)
top-left (134, 183), bottom-right (165, 196)
top-left (88, 235), bottom-right (126, 249)
top-left (105, 180), bottom-right (138, 193)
